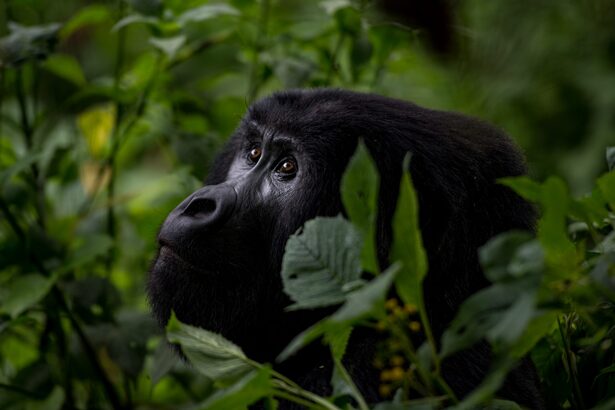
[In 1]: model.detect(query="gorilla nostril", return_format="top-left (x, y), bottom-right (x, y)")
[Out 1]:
top-left (183, 198), bottom-right (217, 218)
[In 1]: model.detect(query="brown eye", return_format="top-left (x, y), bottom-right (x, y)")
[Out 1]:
top-left (277, 159), bottom-right (297, 175)
top-left (248, 147), bottom-right (261, 163)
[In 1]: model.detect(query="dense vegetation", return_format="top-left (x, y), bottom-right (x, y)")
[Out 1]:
top-left (0, 1), bottom-right (613, 409)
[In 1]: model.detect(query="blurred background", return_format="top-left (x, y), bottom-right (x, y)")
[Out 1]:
top-left (1, 0), bottom-right (614, 408)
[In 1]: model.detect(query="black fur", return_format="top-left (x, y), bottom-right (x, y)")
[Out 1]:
top-left (148, 89), bottom-right (543, 408)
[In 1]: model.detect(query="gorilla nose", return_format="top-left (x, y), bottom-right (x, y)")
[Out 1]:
top-left (159, 184), bottom-right (237, 247)
top-left (180, 184), bottom-right (237, 227)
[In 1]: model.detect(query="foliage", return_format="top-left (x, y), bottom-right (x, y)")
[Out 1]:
top-left (0, 0), bottom-right (614, 409)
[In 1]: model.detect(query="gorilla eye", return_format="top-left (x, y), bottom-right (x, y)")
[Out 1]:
top-left (248, 147), bottom-right (262, 163)
top-left (276, 159), bottom-right (297, 175)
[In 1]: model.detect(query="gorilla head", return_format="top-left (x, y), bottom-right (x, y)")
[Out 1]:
top-left (147, 89), bottom-right (540, 405)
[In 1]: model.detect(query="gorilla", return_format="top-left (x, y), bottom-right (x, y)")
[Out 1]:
top-left (147, 89), bottom-right (543, 408)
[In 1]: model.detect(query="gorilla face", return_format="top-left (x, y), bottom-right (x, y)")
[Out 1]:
top-left (148, 92), bottom-right (356, 358)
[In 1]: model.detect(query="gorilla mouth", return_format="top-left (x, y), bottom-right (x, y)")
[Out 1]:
top-left (157, 245), bottom-right (202, 274)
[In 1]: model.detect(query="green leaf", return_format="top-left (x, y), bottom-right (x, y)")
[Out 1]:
top-left (509, 310), bottom-right (558, 358)
top-left (197, 367), bottom-right (272, 410)
top-left (42, 54), bottom-right (86, 85)
top-left (392, 154), bottom-right (428, 307)
top-left (596, 171), bottom-right (615, 210)
top-left (0, 274), bottom-right (56, 318)
top-left (60, 5), bottom-right (111, 39)
top-left (479, 232), bottom-right (543, 282)
top-left (499, 176), bottom-right (542, 202)
top-left (25, 386), bottom-right (65, 410)
top-left (149, 341), bottom-right (179, 386)
top-left (329, 262), bottom-right (400, 324)
top-left (331, 358), bottom-right (369, 409)
top-left (166, 313), bottom-right (254, 382)
top-left (112, 14), bottom-right (159, 32)
top-left (341, 141), bottom-right (379, 273)
top-left (149, 35), bottom-right (186, 59)
top-left (277, 264), bottom-right (399, 362)
top-left (0, 22), bottom-right (61, 67)
top-left (0, 153), bottom-right (44, 189)
top-left (177, 4), bottom-right (240, 25)
top-left (325, 327), bottom-right (352, 361)
top-left (282, 216), bottom-right (363, 310)
top-left (538, 177), bottom-right (577, 271)
top-left (606, 146), bottom-right (615, 171)
top-left (502, 176), bottom-right (577, 273)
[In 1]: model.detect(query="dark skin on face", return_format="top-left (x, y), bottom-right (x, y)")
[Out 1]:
top-left (148, 89), bottom-right (544, 409)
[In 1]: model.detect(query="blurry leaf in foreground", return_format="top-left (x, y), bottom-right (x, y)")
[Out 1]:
top-left (166, 312), bottom-right (254, 383)
top-left (282, 216), bottom-right (363, 310)
top-left (0, 273), bottom-right (56, 318)
top-left (341, 140), bottom-right (379, 273)
top-left (0, 22), bottom-right (61, 67)
top-left (196, 367), bottom-right (272, 410)
top-left (77, 103), bottom-right (116, 159)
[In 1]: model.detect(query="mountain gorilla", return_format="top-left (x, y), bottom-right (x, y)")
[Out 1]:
top-left (147, 89), bottom-right (543, 407)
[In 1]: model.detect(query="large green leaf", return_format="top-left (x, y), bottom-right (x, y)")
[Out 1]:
top-left (0, 273), bottom-right (56, 318)
top-left (166, 313), bottom-right (253, 383)
top-left (197, 367), bottom-right (272, 410)
top-left (277, 263), bottom-right (399, 362)
top-left (391, 155), bottom-right (428, 307)
top-left (341, 141), bottom-right (379, 273)
top-left (282, 216), bottom-right (363, 310)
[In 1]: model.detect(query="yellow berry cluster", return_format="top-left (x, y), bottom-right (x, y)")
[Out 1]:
top-left (373, 298), bottom-right (422, 398)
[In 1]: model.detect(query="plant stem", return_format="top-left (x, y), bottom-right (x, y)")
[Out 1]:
top-left (558, 316), bottom-right (585, 409)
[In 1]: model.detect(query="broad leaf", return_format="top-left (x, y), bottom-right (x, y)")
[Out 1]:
top-left (197, 367), bottom-right (272, 410)
top-left (277, 263), bottom-right (399, 362)
top-left (42, 54), bottom-right (86, 86)
top-left (392, 154), bottom-right (428, 307)
top-left (0, 274), bottom-right (56, 318)
top-left (77, 103), bottom-right (116, 159)
top-left (166, 313), bottom-right (253, 382)
top-left (341, 141), bottom-right (379, 273)
top-left (282, 216), bottom-right (363, 310)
